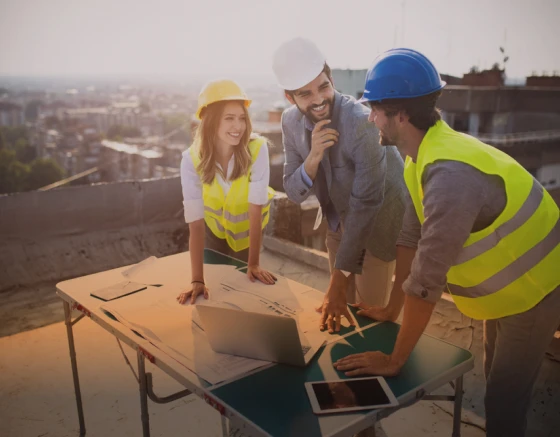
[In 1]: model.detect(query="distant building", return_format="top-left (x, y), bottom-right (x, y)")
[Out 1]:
top-left (525, 75), bottom-right (560, 88)
top-left (38, 101), bottom-right (71, 119)
top-left (99, 140), bottom-right (163, 182)
top-left (0, 102), bottom-right (24, 126)
top-left (461, 67), bottom-right (505, 86)
top-left (59, 102), bottom-right (163, 137)
top-left (440, 73), bottom-right (462, 85)
top-left (331, 69), bottom-right (367, 99)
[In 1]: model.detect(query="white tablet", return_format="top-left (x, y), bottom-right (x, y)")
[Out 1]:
top-left (305, 377), bottom-right (399, 414)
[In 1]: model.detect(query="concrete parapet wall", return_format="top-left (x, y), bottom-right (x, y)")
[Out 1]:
top-left (265, 192), bottom-right (303, 244)
top-left (0, 177), bottom-right (187, 291)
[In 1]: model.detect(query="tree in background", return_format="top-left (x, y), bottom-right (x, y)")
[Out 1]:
top-left (0, 149), bottom-right (64, 194)
top-left (0, 149), bottom-right (30, 194)
top-left (1, 126), bottom-right (29, 149)
top-left (25, 158), bottom-right (65, 191)
top-left (0, 125), bottom-right (66, 194)
top-left (15, 138), bottom-right (36, 164)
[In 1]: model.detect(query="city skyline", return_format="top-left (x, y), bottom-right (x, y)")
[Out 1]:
top-left (1, 0), bottom-right (559, 82)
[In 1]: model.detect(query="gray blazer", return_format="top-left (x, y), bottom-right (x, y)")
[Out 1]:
top-left (282, 91), bottom-right (406, 273)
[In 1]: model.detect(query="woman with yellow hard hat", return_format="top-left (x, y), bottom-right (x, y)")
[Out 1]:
top-left (177, 79), bottom-right (277, 305)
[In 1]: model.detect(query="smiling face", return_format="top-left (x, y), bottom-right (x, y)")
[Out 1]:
top-left (285, 72), bottom-right (335, 123)
top-left (215, 101), bottom-right (247, 149)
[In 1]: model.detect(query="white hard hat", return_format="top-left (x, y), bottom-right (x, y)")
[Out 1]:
top-left (272, 37), bottom-right (326, 91)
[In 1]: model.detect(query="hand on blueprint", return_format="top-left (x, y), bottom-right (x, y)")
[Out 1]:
top-left (333, 351), bottom-right (400, 377)
top-left (350, 302), bottom-right (398, 322)
top-left (319, 271), bottom-right (355, 333)
top-left (246, 265), bottom-right (277, 285)
top-left (176, 282), bottom-right (209, 305)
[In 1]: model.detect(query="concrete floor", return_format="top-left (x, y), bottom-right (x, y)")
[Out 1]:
top-left (1, 245), bottom-right (558, 437)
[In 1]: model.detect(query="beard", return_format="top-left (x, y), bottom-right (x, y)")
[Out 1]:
top-left (298, 97), bottom-right (335, 123)
top-left (379, 131), bottom-right (394, 146)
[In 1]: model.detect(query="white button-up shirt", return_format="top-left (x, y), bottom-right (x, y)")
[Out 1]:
top-left (180, 142), bottom-right (270, 223)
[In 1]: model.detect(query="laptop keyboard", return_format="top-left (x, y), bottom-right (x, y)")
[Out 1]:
top-left (301, 345), bottom-right (312, 355)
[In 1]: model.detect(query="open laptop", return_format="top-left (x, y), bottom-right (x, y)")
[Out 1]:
top-left (196, 305), bottom-right (325, 367)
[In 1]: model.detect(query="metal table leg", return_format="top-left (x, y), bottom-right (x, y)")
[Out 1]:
top-left (221, 415), bottom-right (229, 436)
top-left (63, 300), bottom-right (86, 436)
top-left (452, 375), bottom-right (464, 437)
top-left (137, 350), bottom-right (151, 437)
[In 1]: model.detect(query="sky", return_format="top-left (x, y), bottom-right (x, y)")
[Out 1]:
top-left (1, 0), bottom-right (559, 81)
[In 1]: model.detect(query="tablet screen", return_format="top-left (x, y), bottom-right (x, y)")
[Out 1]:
top-left (311, 378), bottom-right (392, 410)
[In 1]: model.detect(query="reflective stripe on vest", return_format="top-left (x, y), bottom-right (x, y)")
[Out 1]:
top-left (209, 211), bottom-right (269, 241)
top-left (448, 220), bottom-right (559, 298)
top-left (455, 179), bottom-right (543, 265)
top-left (404, 120), bottom-right (560, 320)
top-left (204, 197), bottom-right (273, 223)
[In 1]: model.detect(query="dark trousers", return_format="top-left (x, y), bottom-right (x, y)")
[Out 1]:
top-left (484, 285), bottom-right (560, 437)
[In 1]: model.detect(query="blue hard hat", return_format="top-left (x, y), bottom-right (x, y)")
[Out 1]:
top-left (359, 48), bottom-right (446, 103)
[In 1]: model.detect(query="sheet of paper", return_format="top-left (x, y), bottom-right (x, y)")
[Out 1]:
top-left (121, 256), bottom-right (159, 280)
top-left (215, 269), bottom-right (316, 315)
top-left (121, 254), bottom-right (238, 291)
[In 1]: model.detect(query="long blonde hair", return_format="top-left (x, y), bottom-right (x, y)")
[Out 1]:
top-left (194, 100), bottom-right (253, 185)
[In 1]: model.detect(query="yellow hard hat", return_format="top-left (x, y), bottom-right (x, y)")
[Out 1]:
top-left (195, 79), bottom-right (251, 120)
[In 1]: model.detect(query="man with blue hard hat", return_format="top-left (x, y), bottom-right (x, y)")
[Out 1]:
top-left (334, 48), bottom-right (560, 437)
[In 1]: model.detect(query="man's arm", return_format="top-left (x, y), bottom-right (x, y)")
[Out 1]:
top-left (282, 112), bottom-right (315, 204)
top-left (336, 121), bottom-right (386, 274)
top-left (319, 121), bottom-right (385, 332)
top-left (383, 194), bottom-right (421, 319)
top-left (391, 295), bottom-right (436, 366)
top-left (335, 161), bottom-right (488, 374)
top-left (354, 193), bottom-right (420, 321)
top-left (334, 293), bottom-right (435, 377)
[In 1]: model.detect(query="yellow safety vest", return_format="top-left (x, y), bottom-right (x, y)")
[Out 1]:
top-left (404, 120), bottom-right (560, 320)
top-left (189, 137), bottom-right (275, 252)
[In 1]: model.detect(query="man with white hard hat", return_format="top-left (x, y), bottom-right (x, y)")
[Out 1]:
top-left (272, 37), bottom-right (407, 334)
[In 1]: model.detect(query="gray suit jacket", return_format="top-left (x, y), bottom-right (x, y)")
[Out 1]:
top-left (282, 91), bottom-right (406, 273)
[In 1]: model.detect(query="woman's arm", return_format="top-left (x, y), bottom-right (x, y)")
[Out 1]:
top-left (177, 219), bottom-right (209, 304)
top-left (177, 151), bottom-right (208, 304)
top-left (246, 203), bottom-right (276, 285)
top-left (189, 219), bottom-right (205, 284)
top-left (244, 141), bottom-right (276, 285)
